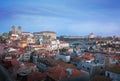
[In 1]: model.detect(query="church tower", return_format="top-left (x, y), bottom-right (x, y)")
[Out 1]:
top-left (11, 25), bottom-right (16, 34)
top-left (17, 26), bottom-right (22, 35)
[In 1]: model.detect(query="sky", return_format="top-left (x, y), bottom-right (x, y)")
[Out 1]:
top-left (0, 0), bottom-right (120, 36)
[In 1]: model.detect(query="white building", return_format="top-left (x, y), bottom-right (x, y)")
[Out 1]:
top-left (10, 34), bottom-right (19, 40)
top-left (27, 37), bottom-right (36, 44)
top-left (50, 39), bottom-right (60, 50)
top-left (19, 52), bottom-right (31, 61)
top-left (59, 41), bottom-right (69, 49)
top-left (22, 32), bottom-right (33, 37)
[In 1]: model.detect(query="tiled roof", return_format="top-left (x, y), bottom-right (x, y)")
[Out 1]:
top-left (11, 59), bottom-right (19, 69)
top-left (11, 55), bottom-right (17, 59)
top-left (9, 46), bottom-right (22, 49)
top-left (0, 42), bottom-right (6, 45)
top-left (47, 66), bottom-right (67, 80)
top-left (24, 63), bottom-right (36, 67)
top-left (51, 38), bottom-right (57, 41)
top-left (110, 55), bottom-right (117, 59)
top-left (16, 51), bottom-right (22, 55)
top-left (11, 59), bottom-right (19, 66)
top-left (60, 41), bottom-right (68, 44)
top-left (27, 72), bottom-right (47, 81)
top-left (0, 42), bottom-right (6, 44)
top-left (2, 60), bottom-right (11, 69)
top-left (47, 66), bottom-right (86, 81)
top-left (83, 52), bottom-right (94, 60)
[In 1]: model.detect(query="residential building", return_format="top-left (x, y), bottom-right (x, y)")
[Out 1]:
top-left (50, 39), bottom-right (60, 50)
top-left (16, 71), bottom-right (46, 81)
top-left (22, 32), bottom-right (33, 37)
top-left (33, 31), bottom-right (56, 41)
top-left (109, 55), bottom-right (118, 64)
top-left (18, 39), bottom-right (27, 48)
top-left (20, 52), bottom-right (31, 61)
top-left (27, 37), bottom-right (36, 44)
top-left (34, 31), bottom-right (56, 39)
top-left (54, 54), bottom-right (70, 62)
top-left (10, 34), bottom-right (19, 40)
top-left (78, 61), bottom-right (105, 77)
top-left (59, 41), bottom-right (69, 49)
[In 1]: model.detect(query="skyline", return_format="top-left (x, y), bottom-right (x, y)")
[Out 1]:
top-left (0, 0), bottom-right (120, 36)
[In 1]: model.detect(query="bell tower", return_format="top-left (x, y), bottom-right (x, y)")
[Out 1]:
top-left (17, 26), bottom-right (22, 35)
top-left (11, 25), bottom-right (16, 34)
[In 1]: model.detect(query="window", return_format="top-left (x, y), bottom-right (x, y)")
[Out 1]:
top-left (107, 72), bottom-right (110, 77)
top-left (82, 66), bottom-right (84, 68)
top-left (101, 67), bottom-right (103, 69)
top-left (87, 67), bottom-right (90, 70)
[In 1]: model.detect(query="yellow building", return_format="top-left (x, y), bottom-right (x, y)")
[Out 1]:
top-left (18, 39), bottom-right (27, 48)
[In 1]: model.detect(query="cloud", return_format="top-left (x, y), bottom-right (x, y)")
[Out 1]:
top-left (0, 0), bottom-right (120, 36)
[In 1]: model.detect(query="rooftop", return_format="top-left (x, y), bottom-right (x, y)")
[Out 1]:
top-left (24, 63), bottom-right (36, 67)
top-left (43, 58), bottom-right (76, 68)
top-left (27, 72), bottom-right (47, 81)
top-left (82, 52), bottom-right (94, 60)
top-left (47, 65), bottom-right (86, 81)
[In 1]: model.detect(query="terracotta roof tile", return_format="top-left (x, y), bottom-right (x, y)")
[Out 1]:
top-left (27, 72), bottom-right (47, 81)
top-left (110, 55), bottom-right (117, 59)
top-left (83, 53), bottom-right (94, 60)
top-left (11, 59), bottom-right (19, 66)
top-left (47, 66), bottom-right (86, 81)
top-left (60, 41), bottom-right (68, 44)
top-left (11, 60), bottom-right (20, 70)
top-left (24, 63), bottom-right (36, 67)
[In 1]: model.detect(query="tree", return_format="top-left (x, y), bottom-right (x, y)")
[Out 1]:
top-left (59, 48), bottom-right (68, 54)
